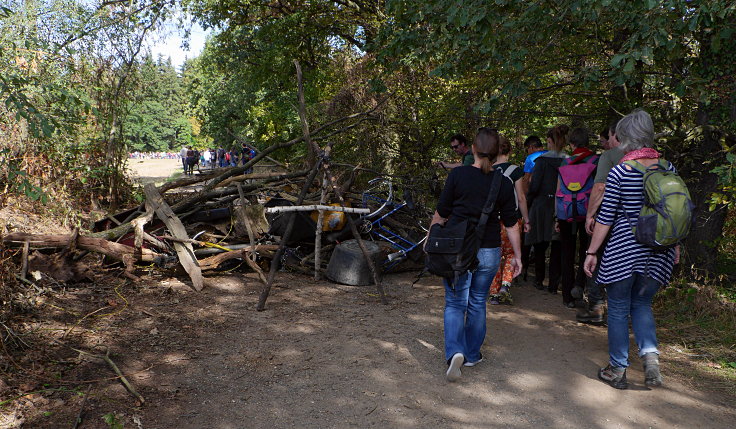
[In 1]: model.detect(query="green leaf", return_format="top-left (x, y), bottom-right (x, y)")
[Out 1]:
top-left (611, 54), bottom-right (626, 67)
top-left (623, 60), bottom-right (634, 74)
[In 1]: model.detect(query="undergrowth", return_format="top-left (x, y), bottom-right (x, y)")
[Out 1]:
top-left (654, 273), bottom-right (736, 392)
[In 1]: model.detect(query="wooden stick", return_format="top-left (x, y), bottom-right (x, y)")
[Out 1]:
top-left (71, 385), bottom-right (91, 429)
top-left (73, 347), bottom-right (145, 405)
top-left (314, 171), bottom-right (329, 280)
top-left (237, 183), bottom-right (257, 260)
top-left (20, 240), bottom-right (29, 281)
top-left (144, 184), bottom-right (203, 291)
top-left (198, 245), bottom-right (279, 271)
top-left (264, 205), bottom-right (369, 214)
top-left (216, 171), bottom-right (296, 188)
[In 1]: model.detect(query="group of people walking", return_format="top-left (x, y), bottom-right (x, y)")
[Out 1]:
top-left (434, 109), bottom-right (679, 390)
top-left (179, 143), bottom-right (258, 172)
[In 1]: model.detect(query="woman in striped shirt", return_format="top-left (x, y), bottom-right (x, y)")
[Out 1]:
top-left (583, 109), bottom-right (679, 390)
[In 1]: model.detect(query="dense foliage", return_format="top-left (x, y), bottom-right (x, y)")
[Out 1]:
top-left (1, 0), bottom-right (734, 272)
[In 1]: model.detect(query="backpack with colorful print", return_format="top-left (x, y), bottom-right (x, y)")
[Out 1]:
top-left (556, 155), bottom-right (598, 222)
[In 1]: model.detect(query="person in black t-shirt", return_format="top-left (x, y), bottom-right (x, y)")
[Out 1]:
top-left (430, 127), bottom-right (522, 382)
top-left (489, 135), bottom-right (530, 305)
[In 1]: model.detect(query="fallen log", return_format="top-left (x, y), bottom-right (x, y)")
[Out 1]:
top-left (216, 171), bottom-right (301, 189)
top-left (2, 233), bottom-right (161, 262)
top-left (2, 232), bottom-right (162, 280)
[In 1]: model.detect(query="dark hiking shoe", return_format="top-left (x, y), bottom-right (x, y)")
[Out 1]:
top-left (577, 304), bottom-right (605, 325)
top-left (571, 285), bottom-right (584, 299)
top-left (446, 353), bottom-right (464, 382)
top-left (534, 282), bottom-right (545, 291)
top-left (598, 365), bottom-right (628, 389)
top-left (489, 296), bottom-right (501, 305)
top-left (498, 285), bottom-right (513, 305)
top-left (643, 353), bottom-right (662, 387)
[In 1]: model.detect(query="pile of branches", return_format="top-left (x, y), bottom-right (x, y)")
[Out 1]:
top-left (1, 63), bottom-right (431, 311)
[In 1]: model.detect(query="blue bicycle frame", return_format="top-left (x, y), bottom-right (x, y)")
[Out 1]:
top-left (362, 189), bottom-right (426, 271)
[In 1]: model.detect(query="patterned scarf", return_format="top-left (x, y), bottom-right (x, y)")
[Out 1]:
top-left (619, 147), bottom-right (660, 163)
top-left (569, 146), bottom-right (595, 164)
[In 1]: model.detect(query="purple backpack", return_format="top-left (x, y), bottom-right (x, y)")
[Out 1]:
top-left (555, 155), bottom-right (598, 222)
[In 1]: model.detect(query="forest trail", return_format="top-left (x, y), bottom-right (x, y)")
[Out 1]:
top-left (113, 271), bottom-right (734, 429)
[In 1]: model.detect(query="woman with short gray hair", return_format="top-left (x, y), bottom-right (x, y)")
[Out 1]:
top-left (583, 109), bottom-right (679, 389)
top-left (616, 109), bottom-right (655, 152)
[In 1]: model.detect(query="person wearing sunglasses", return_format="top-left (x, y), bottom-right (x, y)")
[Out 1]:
top-left (438, 134), bottom-right (474, 170)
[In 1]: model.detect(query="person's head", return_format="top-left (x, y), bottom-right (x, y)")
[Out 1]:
top-left (450, 134), bottom-right (468, 155)
top-left (608, 119), bottom-right (621, 148)
top-left (616, 109), bottom-right (654, 153)
top-left (473, 127), bottom-right (500, 174)
top-left (599, 127), bottom-right (610, 149)
top-left (569, 127), bottom-right (590, 149)
top-left (546, 124), bottom-right (569, 152)
top-left (498, 135), bottom-right (512, 156)
top-left (524, 135), bottom-right (543, 154)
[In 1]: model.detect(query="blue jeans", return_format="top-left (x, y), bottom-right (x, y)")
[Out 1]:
top-left (606, 273), bottom-right (661, 368)
top-left (444, 247), bottom-right (501, 362)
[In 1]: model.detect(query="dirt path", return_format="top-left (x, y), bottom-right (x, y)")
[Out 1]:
top-left (14, 159), bottom-right (730, 428)
top-left (126, 158), bottom-right (183, 186)
top-left (64, 272), bottom-right (731, 429)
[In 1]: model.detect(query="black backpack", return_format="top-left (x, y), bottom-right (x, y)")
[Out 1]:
top-left (425, 169), bottom-right (502, 285)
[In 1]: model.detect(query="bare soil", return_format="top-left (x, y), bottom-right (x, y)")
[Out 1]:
top-left (126, 158), bottom-right (182, 187)
top-left (2, 159), bottom-right (734, 428)
top-left (3, 272), bottom-right (735, 428)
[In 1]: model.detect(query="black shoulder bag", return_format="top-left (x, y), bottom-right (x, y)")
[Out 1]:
top-left (425, 169), bottom-right (503, 286)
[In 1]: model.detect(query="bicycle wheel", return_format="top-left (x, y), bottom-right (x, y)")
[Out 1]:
top-left (361, 177), bottom-right (393, 219)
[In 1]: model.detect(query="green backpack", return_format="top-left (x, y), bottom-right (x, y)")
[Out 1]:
top-left (623, 160), bottom-right (694, 249)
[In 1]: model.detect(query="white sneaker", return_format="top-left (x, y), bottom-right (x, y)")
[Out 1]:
top-left (463, 353), bottom-right (483, 367)
top-left (446, 353), bottom-right (464, 382)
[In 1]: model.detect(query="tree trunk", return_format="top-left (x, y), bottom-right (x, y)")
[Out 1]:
top-left (679, 106), bottom-right (728, 275)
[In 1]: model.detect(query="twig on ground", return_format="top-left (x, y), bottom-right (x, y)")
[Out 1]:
top-left (72, 346), bottom-right (145, 404)
top-left (71, 384), bottom-right (91, 429)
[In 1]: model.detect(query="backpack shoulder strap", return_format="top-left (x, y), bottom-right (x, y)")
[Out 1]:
top-left (476, 169), bottom-right (503, 237)
top-left (502, 164), bottom-right (519, 178)
top-left (623, 160), bottom-right (647, 174)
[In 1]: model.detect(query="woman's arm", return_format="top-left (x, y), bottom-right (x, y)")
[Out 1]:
top-left (583, 222), bottom-right (611, 277)
top-left (505, 222), bottom-right (523, 277)
top-left (514, 179), bottom-right (530, 233)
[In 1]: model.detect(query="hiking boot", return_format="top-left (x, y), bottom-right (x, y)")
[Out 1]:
top-left (463, 353), bottom-right (483, 367)
top-left (598, 365), bottom-right (628, 389)
top-left (571, 285), bottom-right (584, 299)
top-left (498, 285), bottom-right (513, 305)
top-left (534, 282), bottom-right (545, 291)
top-left (446, 353), bottom-right (464, 382)
top-left (577, 304), bottom-right (605, 325)
top-left (489, 296), bottom-right (501, 305)
top-left (643, 352), bottom-right (662, 387)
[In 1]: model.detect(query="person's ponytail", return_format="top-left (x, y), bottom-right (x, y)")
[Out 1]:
top-left (474, 128), bottom-right (500, 174)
